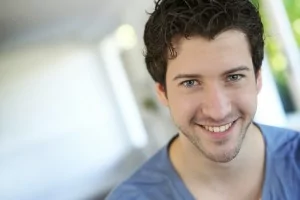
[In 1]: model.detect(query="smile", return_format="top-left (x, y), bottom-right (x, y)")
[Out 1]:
top-left (202, 122), bottom-right (233, 133)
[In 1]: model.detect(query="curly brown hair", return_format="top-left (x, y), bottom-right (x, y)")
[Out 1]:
top-left (143, 0), bottom-right (264, 87)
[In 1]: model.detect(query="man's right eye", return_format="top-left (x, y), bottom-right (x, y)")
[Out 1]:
top-left (181, 80), bottom-right (199, 88)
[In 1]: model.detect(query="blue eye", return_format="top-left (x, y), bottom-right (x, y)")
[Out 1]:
top-left (227, 74), bottom-right (244, 82)
top-left (182, 80), bottom-right (198, 88)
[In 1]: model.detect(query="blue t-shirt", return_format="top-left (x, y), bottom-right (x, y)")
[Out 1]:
top-left (106, 124), bottom-right (300, 200)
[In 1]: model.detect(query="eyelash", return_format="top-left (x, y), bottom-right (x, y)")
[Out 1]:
top-left (180, 74), bottom-right (245, 88)
top-left (226, 74), bottom-right (245, 82)
top-left (180, 80), bottom-right (199, 88)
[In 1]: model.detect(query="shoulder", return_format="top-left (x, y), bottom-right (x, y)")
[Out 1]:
top-left (105, 183), bottom-right (150, 200)
top-left (106, 145), bottom-right (177, 200)
top-left (259, 124), bottom-right (300, 198)
top-left (259, 123), bottom-right (300, 150)
top-left (259, 123), bottom-right (300, 161)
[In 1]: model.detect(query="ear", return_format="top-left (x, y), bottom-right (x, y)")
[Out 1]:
top-left (256, 69), bottom-right (262, 94)
top-left (155, 83), bottom-right (169, 106)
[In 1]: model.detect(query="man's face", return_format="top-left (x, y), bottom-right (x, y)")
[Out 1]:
top-left (156, 30), bottom-right (262, 163)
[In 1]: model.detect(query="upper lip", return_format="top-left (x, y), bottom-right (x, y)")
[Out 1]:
top-left (198, 119), bottom-right (237, 127)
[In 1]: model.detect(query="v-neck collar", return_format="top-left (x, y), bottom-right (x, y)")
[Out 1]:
top-left (163, 123), bottom-right (270, 200)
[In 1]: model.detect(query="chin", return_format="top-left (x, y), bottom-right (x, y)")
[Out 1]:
top-left (207, 149), bottom-right (240, 163)
top-left (198, 139), bottom-right (243, 163)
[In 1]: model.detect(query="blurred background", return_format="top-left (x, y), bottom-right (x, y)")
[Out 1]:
top-left (0, 0), bottom-right (299, 199)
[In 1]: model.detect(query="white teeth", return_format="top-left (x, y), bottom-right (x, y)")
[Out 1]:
top-left (213, 127), bottom-right (219, 132)
top-left (220, 126), bottom-right (226, 132)
top-left (204, 122), bottom-right (232, 133)
top-left (226, 124), bottom-right (230, 130)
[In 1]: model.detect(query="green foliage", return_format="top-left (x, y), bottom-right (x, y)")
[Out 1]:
top-left (283, 0), bottom-right (300, 46)
top-left (251, 0), bottom-right (299, 113)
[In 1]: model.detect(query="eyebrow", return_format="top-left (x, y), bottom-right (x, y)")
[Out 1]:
top-left (172, 66), bottom-right (250, 81)
top-left (172, 74), bottom-right (203, 81)
top-left (221, 66), bottom-right (250, 76)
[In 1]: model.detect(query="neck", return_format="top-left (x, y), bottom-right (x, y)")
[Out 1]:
top-left (170, 123), bottom-right (265, 184)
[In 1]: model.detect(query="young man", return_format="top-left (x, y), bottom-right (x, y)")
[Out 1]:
top-left (106, 0), bottom-right (300, 199)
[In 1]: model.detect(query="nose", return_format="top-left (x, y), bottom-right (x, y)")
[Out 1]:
top-left (201, 84), bottom-right (231, 121)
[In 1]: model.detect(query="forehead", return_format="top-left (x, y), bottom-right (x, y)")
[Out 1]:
top-left (167, 30), bottom-right (253, 76)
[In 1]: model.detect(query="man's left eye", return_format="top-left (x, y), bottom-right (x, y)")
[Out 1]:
top-left (227, 74), bottom-right (243, 82)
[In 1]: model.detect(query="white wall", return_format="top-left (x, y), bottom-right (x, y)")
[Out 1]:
top-left (0, 44), bottom-right (133, 199)
top-left (255, 58), bottom-right (287, 127)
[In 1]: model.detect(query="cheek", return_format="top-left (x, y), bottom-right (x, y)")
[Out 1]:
top-left (168, 91), bottom-right (201, 121)
top-left (231, 88), bottom-right (258, 115)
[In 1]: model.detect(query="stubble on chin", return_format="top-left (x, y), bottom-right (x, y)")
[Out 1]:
top-left (177, 120), bottom-right (252, 163)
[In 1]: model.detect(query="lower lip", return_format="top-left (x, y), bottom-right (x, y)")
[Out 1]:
top-left (201, 120), bottom-right (237, 140)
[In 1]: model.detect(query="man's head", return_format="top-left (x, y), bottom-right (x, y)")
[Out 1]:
top-left (143, 0), bottom-right (264, 163)
top-left (144, 0), bottom-right (264, 87)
